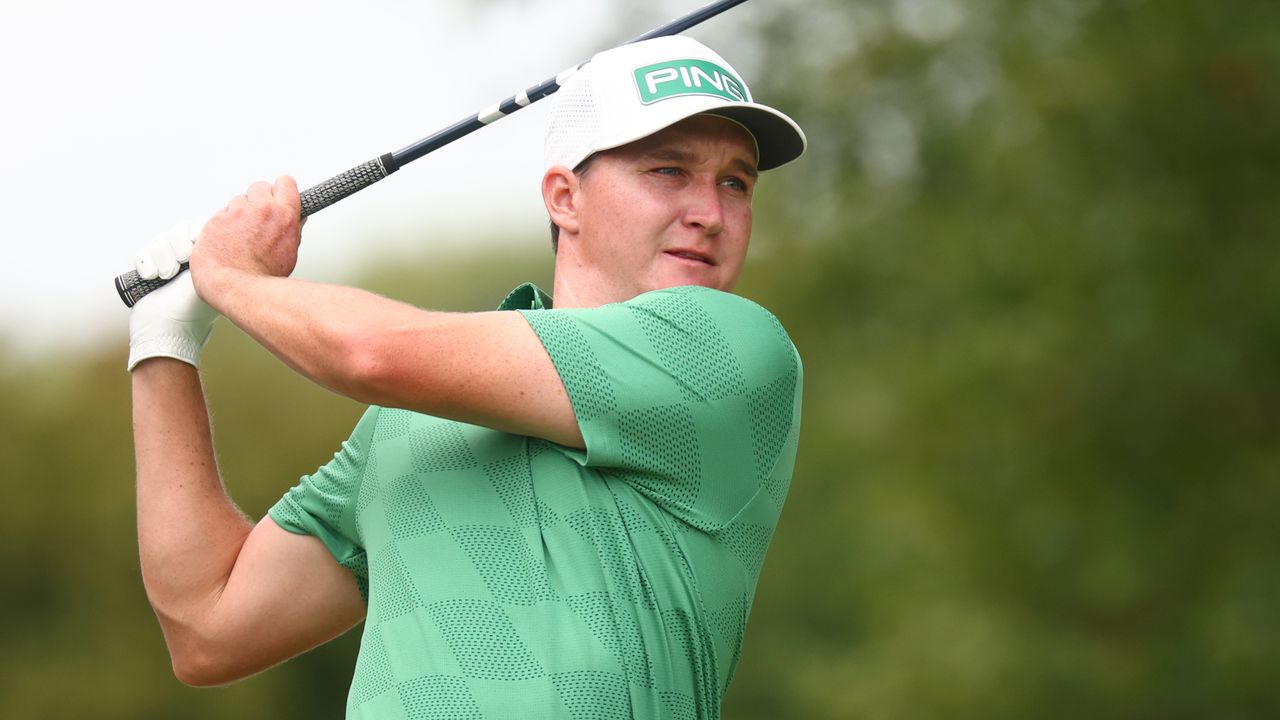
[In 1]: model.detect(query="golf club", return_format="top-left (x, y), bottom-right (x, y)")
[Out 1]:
top-left (114, 0), bottom-right (751, 307)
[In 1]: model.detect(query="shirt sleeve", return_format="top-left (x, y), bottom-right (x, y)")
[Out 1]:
top-left (267, 405), bottom-right (380, 600)
top-left (519, 286), bottom-right (802, 531)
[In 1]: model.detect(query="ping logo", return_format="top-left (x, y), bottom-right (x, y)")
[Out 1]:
top-left (633, 59), bottom-right (750, 105)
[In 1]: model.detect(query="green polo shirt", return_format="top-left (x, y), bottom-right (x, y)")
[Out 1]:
top-left (269, 283), bottom-right (802, 720)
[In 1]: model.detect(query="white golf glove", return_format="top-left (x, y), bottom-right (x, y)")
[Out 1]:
top-left (126, 217), bottom-right (219, 371)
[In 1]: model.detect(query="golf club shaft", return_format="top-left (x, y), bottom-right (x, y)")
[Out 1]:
top-left (114, 0), bottom-right (750, 307)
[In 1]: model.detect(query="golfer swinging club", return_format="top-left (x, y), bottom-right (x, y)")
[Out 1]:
top-left (128, 36), bottom-right (805, 719)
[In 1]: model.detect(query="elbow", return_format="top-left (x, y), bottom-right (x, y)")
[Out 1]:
top-left (171, 650), bottom-right (222, 688)
top-left (142, 588), bottom-right (241, 687)
top-left (163, 624), bottom-right (246, 688)
top-left (170, 642), bottom-right (249, 688)
top-left (329, 328), bottom-right (407, 406)
top-left (168, 640), bottom-right (217, 687)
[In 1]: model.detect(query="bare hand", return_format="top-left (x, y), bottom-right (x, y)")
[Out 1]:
top-left (190, 176), bottom-right (304, 303)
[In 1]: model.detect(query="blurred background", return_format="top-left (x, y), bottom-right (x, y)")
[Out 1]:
top-left (3, 0), bottom-right (1278, 717)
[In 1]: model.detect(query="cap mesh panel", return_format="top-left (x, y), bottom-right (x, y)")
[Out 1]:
top-left (545, 64), bottom-right (601, 170)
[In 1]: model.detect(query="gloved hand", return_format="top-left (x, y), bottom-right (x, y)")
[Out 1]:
top-left (126, 217), bottom-right (220, 371)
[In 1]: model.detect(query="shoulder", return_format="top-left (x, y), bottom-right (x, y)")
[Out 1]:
top-left (626, 286), bottom-right (791, 334)
top-left (625, 286), bottom-right (801, 382)
top-left (519, 286), bottom-right (801, 409)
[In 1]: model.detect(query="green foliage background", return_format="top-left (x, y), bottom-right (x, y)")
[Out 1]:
top-left (2, 0), bottom-right (1277, 716)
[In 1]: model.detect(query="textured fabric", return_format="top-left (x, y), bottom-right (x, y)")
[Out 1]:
top-left (268, 283), bottom-right (802, 720)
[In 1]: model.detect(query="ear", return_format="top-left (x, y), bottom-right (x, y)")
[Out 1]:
top-left (542, 166), bottom-right (581, 237)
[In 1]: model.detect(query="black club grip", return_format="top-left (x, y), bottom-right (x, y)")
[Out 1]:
top-left (300, 153), bottom-right (399, 217)
top-left (115, 262), bottom-right (190, 308)
top-left (113, 153), bottom-right (400, 307)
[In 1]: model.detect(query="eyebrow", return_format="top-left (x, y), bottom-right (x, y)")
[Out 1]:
top-left (730, 157), bottom-right (760, 179)
top-left (640, 148), bottom-right (760, 179)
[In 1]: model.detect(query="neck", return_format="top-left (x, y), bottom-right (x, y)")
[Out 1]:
top-left (550, 235), bottom-right (625, 309)
top-left (550, 271), bottom-right (588, 310)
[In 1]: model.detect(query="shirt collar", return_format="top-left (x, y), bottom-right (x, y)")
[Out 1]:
top-left (497, 283), bottom-right (553, 311)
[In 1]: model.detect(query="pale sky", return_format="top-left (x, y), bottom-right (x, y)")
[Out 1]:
top-left (0, 0), bottom-right (635, 357)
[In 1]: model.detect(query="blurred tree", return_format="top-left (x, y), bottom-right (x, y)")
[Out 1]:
top-left (725, 0), bottom-right (1280, 717)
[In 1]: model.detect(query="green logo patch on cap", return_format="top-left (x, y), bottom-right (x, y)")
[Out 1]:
top-left (633, 58), bottom-right (750, 105)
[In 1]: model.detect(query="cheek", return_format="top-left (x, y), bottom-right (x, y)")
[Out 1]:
top-left (730, 205), bottom-right (753, 255)
top-left (578, 198), bottom-right (626, 254)
top-left (594, 197), bottom-right (671, 252)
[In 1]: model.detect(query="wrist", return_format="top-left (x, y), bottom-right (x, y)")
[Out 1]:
top-left (126, 272), bottom-right (220, 372)
top-left (129, 354), bottom-right (202, 377)
top-left (128, 333), bottom-right (207, 372)
top-left (190, 261), bottom-right (249, 314)
top-left (126, 217), bottom-right (223, 372)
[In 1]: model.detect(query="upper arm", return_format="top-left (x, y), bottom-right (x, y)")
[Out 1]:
top-left (176, 516), bottom-right (365, 686)
top-left (353, 310), bottom-right (584, 449)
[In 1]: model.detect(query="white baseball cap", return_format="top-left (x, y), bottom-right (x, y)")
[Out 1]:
top-left (544, 35), bottom-right (807, 172)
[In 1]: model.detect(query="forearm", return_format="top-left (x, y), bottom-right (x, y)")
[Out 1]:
top-left (133, 359), bottom-right (253, 641)
top-left (195, 262), bottom-right (583, 447)
top-left (185, 175), bottom-right (448, 409)
top-left (200, 270), bottom-right (441, 404)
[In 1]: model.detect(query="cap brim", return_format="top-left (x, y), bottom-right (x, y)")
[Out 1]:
top-left (587, 99), bottom-right (807, 172)
top-left (705, 103), bottom-right (807, 171)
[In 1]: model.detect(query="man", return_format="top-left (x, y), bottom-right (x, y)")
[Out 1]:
top-left (128, 36), bottom-right (805, 719)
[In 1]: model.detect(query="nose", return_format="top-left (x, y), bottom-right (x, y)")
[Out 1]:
top-left (682, 176), bottom-right (725, 236)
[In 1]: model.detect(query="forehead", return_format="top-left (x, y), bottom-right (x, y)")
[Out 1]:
top-left (606, 114), bottom-right (759, 167)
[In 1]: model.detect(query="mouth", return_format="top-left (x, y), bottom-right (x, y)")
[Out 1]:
top-left (665, 249), bottom-right (716, 266)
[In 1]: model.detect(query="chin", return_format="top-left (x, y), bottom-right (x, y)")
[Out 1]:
top-left (649, 274), bottom-right (722, 293)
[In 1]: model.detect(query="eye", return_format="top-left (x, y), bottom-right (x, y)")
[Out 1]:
top-left (651, 166), bottom-right (682, 177)
top-left (721, 176), bottom-right (751, 193)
